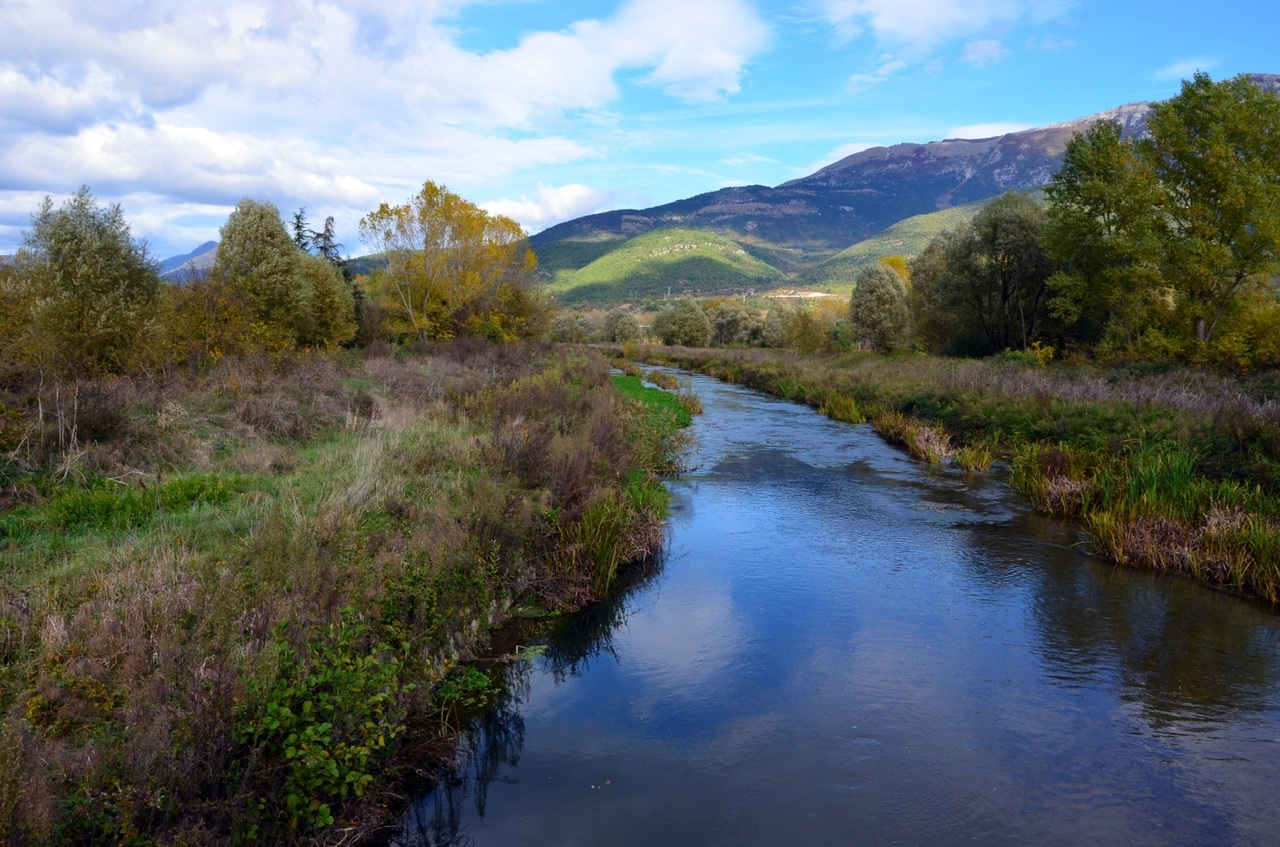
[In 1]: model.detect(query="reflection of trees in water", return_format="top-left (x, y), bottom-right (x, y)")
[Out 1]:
top-left (392, 551), bottom-right (667, 846)
top-left (968, 513), bottom-right (1280, 727)
top-left (541, 552), bottom-right (666, 682)
top-left (394, 662), bottom-right (528, 847)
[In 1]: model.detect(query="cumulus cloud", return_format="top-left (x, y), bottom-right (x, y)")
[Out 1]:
top-left (0, 0), bottom-right (771, 255)
top-left (847, 56), bottom-right (908, 92)
top-left (480, 184), bottom-right (616, 233)
top-left (960, 39), bottom-right (1008, 67)
top-left (1154, 57), bottom-right (1218, 82)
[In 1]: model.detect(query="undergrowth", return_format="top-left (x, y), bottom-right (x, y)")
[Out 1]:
top-left (0, 341), bottom-right (690, 843)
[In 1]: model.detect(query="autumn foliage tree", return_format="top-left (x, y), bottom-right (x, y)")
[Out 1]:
top-left (358, 181), bottom-right (550, 342)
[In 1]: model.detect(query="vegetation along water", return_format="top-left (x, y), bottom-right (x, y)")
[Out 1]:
top-left (2, 70), bottom-right (1279, 844)
top-left (393, 369), bottom-right (1280, 846)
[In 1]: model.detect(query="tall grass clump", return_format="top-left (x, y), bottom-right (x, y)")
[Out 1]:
top-left (872, 410), bottom-right (952, 464)
top-left (818, 393), bottom-right (865, 423)
top-left (953, 441), bottom-right (994, 473)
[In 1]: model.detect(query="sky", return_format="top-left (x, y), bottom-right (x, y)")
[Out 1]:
top-left (1, 0), bottom-right (1276, 261)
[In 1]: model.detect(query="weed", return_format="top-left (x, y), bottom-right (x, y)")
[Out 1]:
top-left (235, 615), bottom-right (412, 836)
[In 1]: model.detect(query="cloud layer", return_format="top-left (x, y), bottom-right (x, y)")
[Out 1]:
top-left (0, 0), bottom-right (769, 252)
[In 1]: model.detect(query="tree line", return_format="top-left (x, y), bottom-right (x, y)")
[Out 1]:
top-left (907, 72), bottom-right (1280, 366)
top-left (3, 72), bottom-right (1275, 380)
top-left (0, 181), bottom-right (552, 382)
top-left (564, 73), bottom-right (1280, 370)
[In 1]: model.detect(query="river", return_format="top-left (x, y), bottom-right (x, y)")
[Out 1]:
top-left (390, 369), bottom-right (1280, 846)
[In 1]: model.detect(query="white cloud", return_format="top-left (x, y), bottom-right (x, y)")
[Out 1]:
top-left (816, 0), bottom-right (1071, 55)
top-left (721, 153), bottom-right (779, 167)
top-left (480, 183), bottom-right (616, 233)
top-left (0, 0), bottom-right (772, 255)
top-left (945, 122), bottom-right (1032, 138)
top-left (1154, 57), bottom-right (1218, 82)
top-left (960, 39), bottom-right (1008, 67)
top-left (847, 56), bottom-right (907, 92)
top-left (1027, 35), bottom-right (1075, 51)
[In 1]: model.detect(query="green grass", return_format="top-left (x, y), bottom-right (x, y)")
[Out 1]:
top-left (797, 202), bottom-right (986, 293)
top-left (612, 374), bottom-right (692, 427)
top-left (549, 228), bottom-right (785, 303)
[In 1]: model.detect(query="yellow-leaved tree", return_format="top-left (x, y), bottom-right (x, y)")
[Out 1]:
top-left (358, 181), bottom-right (550, 342)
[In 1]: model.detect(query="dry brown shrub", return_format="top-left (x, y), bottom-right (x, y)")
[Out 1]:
top-left (1042, 475), bottom-right (1090, 515)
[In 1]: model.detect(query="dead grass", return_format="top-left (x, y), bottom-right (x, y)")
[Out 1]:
top-left (0, 340), bottom-right (685, 843)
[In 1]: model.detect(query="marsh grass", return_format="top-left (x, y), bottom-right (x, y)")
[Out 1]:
top-left (644, 369), bottom-right (679, 391)
top-left (818, 393), bottom-right (865, 424)
top-left (954, 442), bottom-right (994, 473)
top-left (0, 342), bottom-right (688, 844)
top-left (872, 411), bottom-right (952, 464)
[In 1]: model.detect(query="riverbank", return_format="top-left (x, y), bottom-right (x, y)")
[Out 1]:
top-left (0, 342), bottom-right (689, 843)
top-left (620, 344), bottom-right (1280, 604)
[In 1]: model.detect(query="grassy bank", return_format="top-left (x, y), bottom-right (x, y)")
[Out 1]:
top-left (0, 341), bottom-right (689, 843)
top-left (622, 345), bottom-right (1280, 604)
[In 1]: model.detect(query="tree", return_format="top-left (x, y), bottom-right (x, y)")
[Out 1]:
top-left (11, 186), bottom-right (160, 373)
top-left (913, 193), bottom-right (1054, 355)
top-left (1043, 120), bottom-right (1167, 348)
top-left (849, 264), bottom-right (911, 352)
top-left (215, 199), bottom-right (355, 348)
top-left (604, 309), bottom-right (642, 342)
top-left (910, 228), bottom-right (975, 355)
top-left (291, 207), bottom-right (312, 252)
top-left (297, 253), bottom-right (357, 347)
top-left (358, 181), bottom-right (544, 342)
top-left (1139, 72), bottom-right (1280, 343)
top-left (652, 300), bottom-right (711, 347)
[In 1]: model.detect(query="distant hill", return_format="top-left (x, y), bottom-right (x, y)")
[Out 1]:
top-left (796, 202), bottom-right (988, 293)
top-left (159, 241), bottom-right (217, 281)
top-left (532, 73), bottom-right (1280, 303)
top-left (546, 228), bottom-right (784, 304)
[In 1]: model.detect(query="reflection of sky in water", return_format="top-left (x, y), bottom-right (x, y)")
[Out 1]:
top-left (395, 370), bottom-right (1280, 847)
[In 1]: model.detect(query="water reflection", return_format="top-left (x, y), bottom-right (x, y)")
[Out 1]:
top-left (392, 553), bottom-right (668, 847)
top-left (390, 370), bottom-right (1280, 846)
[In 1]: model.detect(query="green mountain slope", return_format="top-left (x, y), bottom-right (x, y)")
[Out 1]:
top-left (548, 228), bottom-right (785, 303)
top-left (797, 202), bottom-right (987, 293)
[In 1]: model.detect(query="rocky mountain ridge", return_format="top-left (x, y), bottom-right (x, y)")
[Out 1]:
top-left (531, 73), bottom-right (1280, 276)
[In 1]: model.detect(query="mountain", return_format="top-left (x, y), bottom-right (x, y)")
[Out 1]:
top-left (549, 228), bottom-right (784, 304)
top-left (532, 73), bottom-right (1280, 301)
top-left (159, 241), bottom-right (218, 281)
top-left (796, 202), bottom-right (989, 293)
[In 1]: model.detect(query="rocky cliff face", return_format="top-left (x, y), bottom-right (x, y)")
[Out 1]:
top-left (532, 73), bottom-right (1280, 270)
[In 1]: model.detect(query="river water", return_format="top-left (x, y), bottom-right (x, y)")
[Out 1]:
top-left (392, 370), bottom-right (1280, 846)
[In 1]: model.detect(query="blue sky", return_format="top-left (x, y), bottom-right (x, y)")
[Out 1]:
top-left (1, 0), bottom-right (1276, 260)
